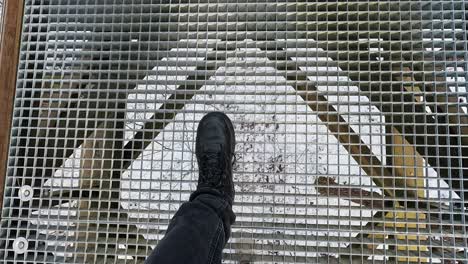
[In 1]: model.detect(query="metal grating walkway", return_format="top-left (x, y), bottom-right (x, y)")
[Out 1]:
top-left (1, 0), bottom-right (467, 263)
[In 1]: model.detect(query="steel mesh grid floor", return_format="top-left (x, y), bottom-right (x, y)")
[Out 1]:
top-left (1, 0), bottom-right (467, 263)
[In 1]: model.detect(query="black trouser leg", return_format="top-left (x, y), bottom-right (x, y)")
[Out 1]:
top-left (145, 190), bottom-right (235, 264)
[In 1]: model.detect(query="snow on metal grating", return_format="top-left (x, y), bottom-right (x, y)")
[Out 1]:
top-left (1, 0), bottom-right (467, 263)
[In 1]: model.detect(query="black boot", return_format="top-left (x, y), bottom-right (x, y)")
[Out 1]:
top-left (195, 112), bottom-right (236, 205)
top-left (193, 112), bottom-right (236, 242)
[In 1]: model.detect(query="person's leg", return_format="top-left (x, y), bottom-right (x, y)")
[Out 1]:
top-left (145, 112), bottom-right (236, 264)
top-left (145, 191), bottom-right (235, 264)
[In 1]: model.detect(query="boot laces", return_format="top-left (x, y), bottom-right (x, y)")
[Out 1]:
top-left (199, 152), bottom-right (225, 187)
